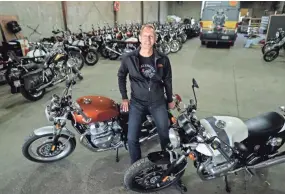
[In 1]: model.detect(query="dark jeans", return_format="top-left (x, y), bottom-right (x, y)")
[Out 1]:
top-left (127, 99), bottom-right (170, 164)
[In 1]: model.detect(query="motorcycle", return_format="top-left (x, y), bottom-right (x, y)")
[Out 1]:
top-left (71, 25), bottom-right (99, 66)
top-left (261, 28), bottom-right (285, 54)
top-left (124, 78), bottom-right (285, 193)
top-left (21, 74), bottom-right (182, 163)
top-left (6, 44), bottom-right (83, 101)
top-left (263, 35), bottom-right (285, 62)
top-left (0, 53), bottom-right (8, 85)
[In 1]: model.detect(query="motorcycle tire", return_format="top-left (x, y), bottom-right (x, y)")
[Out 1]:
top-left (22, 132), bottom-right (76, 163)
top-left (170, 41), bottom-right (180, 53)
top-left (124, 157), bottom-right (185, 193)
top-left (261, 42), bottom-right (275, 54)
top-left (85, 50), bottom-right (99, 66)
top-left (100, 47), bottom-right (109, 59)
top-left (181, 34), bottom-right (187, 43)
top-left (20, 87), bottom-right (46, 101)
top-left (162, 44), bottom-right (171, 55)
top-left (263, 49), bottom-right (279, 62)
top-left (69, 51), bottom-right (84, 70)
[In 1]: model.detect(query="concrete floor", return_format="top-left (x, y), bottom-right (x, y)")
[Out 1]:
top-left (1, 35), bottom-right (285, 194)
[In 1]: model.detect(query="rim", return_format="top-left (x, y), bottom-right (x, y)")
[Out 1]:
top-left (69, 53), bottom-right (83, 69)
top-left (29, 90), bottom-right (43, 98)
top-left (265, 50), bottom-right (278, 61)
top-left (170, 42), bottom-right (179, 52)
top-left (27, 135), bottom-right (72, 162)
top-left (132, 164), bottom-right (176, 191)
top-left (86, 51), bottom-right (97, 63)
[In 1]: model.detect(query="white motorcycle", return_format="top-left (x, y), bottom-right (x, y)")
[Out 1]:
top-left (124, 78), bottom-right (285, 193)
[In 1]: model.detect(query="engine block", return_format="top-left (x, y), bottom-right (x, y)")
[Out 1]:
top-left (89, 120), bottom-right (122, 149)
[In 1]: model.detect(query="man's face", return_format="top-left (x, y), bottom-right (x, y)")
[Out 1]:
top-left (139, 27), bottom-right (156, 49)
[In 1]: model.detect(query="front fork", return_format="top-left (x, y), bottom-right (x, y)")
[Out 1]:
top-left (50, 123), bottom-right (64, 152)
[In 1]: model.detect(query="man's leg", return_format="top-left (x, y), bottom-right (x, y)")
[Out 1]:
top-left (128, 100), bottom-right (145, 164)
top-left (149, 103), bottom-right (170, 150)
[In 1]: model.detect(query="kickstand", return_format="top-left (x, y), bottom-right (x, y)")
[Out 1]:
top-left (175, 179), bottom-right (187, 193)
top-left (224, 176), bottom-right (231, 193)
top-left (115, 148), bottom-right (119, 162)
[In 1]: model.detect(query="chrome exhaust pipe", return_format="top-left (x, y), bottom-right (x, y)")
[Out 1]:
top-left (105, 46), bottom-right (122, 56)
top-left (36, 76), bottom-right (67, 91)
top-left (248, 152), bottom-right (285, 169)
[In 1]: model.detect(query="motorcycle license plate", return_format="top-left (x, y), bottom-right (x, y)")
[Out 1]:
top-left (221, 36), bottom-right (229, 40)
top-left (14, 80), bottom-right (21, 87)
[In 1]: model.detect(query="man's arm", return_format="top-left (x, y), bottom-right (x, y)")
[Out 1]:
top-left (117, 57), bottom-right (129, 100)
top-left (163, 57), bottom-right (173, 103)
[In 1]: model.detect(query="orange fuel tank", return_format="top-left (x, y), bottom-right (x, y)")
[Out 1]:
top-left (73, 95), bottom-right (120, 124)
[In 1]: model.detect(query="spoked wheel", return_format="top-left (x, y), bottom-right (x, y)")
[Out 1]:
top-left (22, 133), bottom-right (76, 163)
top-left (85, 50), bottom-right (99, 66)
top-left (124, 157), bottom-right (186, 193)
top-left (69, 51), bottom-right (84, 70)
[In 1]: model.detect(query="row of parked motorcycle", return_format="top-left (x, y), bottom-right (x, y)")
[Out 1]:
top-left (262, 28), bottom-right (285, 62)
top-left (0, 20), bottom-right (200, 101)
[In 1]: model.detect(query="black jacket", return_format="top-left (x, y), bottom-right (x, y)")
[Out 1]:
top-left (117, 47), bottom-right (173, 106)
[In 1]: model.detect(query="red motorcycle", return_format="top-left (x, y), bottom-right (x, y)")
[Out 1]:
top-left (22, 75), bottom-right (182, 163)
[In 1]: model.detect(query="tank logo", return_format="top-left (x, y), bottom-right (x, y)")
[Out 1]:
top-left (215, 120), bottom-right (226, 129)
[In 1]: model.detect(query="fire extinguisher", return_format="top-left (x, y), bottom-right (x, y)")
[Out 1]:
top-left (114, 1), bottom-right (120, 12)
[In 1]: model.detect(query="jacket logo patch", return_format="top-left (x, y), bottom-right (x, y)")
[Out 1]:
top-left (157, 64), bottom-right (163, 68)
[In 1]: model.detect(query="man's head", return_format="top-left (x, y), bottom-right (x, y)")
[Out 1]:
top-left (139, 24), bottom-right (156, 50)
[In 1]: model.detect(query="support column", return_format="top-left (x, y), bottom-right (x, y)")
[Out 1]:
top-left (61, 1), bottom-right (68, 30)
top-left (158, 1), bottom-right (161, 24)
top-left (141, 1), bottom-right (144, 24)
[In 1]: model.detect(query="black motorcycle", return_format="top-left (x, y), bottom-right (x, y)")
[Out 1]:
top-left (262, 28), bottom-right (285, 54)
top-left (71, 25), bottom-right (99, 66)
top-left (124, 78), bottom-right (285, 193)
top-left (263, 35), bottom-right (285, 62)
top-left (5, 45), bottom-right (83, 101)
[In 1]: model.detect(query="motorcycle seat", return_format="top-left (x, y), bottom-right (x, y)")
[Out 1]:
top-left (244, 112), bottom-right (285, 136)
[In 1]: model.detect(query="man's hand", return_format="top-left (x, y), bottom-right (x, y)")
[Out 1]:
top-left (121, 99), bottom-right (129, 112)
top-left (168, 101), bottom-right (175, 109)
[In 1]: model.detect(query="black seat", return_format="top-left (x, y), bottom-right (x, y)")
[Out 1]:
top-left (245, 112), bottom-right (285, 136)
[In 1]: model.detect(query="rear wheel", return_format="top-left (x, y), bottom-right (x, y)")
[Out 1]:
top-left (20, 87), bottom-right (45, 101)
top-left (124, 157), bottom-right (185, 193)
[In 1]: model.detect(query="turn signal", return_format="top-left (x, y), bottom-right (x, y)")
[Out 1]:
top-left (51, 145), bottom-right (56, 151)
top-left (171, 117), bottom-right (177, 124)
top-left (188, 152), bottom-right (196, 161)
top-left (162, 176), bottom-right (169, 182)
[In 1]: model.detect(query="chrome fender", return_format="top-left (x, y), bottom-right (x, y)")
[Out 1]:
top-left (33, 126), bottom-right (76, 138)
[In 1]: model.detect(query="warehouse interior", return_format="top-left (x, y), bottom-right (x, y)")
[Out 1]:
top-left (1, 1), bottom-right (285, 194)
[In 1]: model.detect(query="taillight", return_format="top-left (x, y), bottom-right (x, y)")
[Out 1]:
top-left (200, 22), bottom-right (203, 28)
top-left (235, 22), bottom-right (238, 28)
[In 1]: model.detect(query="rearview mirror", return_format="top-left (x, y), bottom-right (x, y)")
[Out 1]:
top-left (192, 78), bottom-right (199, 88)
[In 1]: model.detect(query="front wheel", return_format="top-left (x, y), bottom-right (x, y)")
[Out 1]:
top-left (263, 49), bottom-right (279, 62)
top-left (22, 133), bottom-right (76, 163)
top-left (170, 41), bottom-right (180, 53)
top-left (85, 50), bottom-right (99, 66)
top-left (262, 42), bottom-right (275, 54)
top-left (124, 157), bottom-right (185, 193)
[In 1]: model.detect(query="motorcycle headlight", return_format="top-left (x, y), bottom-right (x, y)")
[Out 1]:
top-left (169, 128), bottom-right (181, 149)
top-left (276, 32), bottom-right (280, 38)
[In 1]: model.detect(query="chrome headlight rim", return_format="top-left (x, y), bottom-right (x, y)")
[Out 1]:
top-left (169, 128), bottom-right (181, 149)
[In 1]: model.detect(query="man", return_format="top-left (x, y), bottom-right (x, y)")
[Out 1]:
top-left (117, 24), bottom-right (175, 164)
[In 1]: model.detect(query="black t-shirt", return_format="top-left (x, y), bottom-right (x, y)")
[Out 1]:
top-left (138, 53), bottom-right (156, 81)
